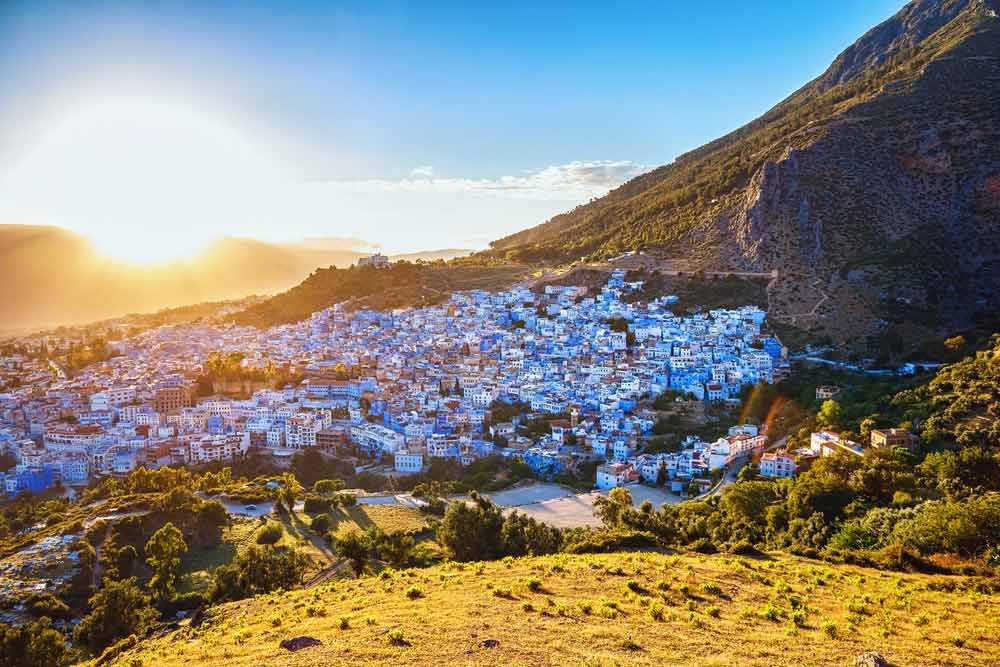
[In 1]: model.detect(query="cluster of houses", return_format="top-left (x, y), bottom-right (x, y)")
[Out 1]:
top-left (754, 427), bottom-right (917, 481)
top-left (596, 424), bottom-right (767, 493)
top-left (0, 268), bottom-right (791, 495)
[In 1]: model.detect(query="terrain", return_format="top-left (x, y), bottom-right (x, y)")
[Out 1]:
top-left (488, 0), bottom-right (1000, 353)
top-left (0, 225), bottom-right (469, 333)
top-left (101, 550), bottom-right (1000, 667)
top-left (231, 262), bottom-right (531, 328)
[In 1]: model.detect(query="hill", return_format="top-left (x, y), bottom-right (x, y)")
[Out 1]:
top-left (0, 225), bottom-right (470, 333)
top-left (488, 0), bottom-right (1000, 353)
top-left (99, 550), bottom-right (999, 667)
top-left (231, 262), bottom-right (530, 328)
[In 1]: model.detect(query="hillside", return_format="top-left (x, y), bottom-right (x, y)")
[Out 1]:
top-left (0, 225), bottom-right (471, 334)
top-left (99, 550), bottom-right (999, 667)
top-left (488, 0), bottom-right (1000, 352)
top-left (231, 263), bottom-right (530, 328)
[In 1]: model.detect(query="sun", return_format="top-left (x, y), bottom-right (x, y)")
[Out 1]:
top-left (2, 94), bottom-right (283, 264)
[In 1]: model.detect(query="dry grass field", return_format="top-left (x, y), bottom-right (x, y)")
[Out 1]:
top-left (102, 550), bottom-right (1000, 667)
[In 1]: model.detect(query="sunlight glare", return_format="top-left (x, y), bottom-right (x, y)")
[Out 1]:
top-left (2, 95), bottom-right (284, 264)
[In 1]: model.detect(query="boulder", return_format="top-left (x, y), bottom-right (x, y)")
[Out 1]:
top-left (853, 653), bottom-right (890, 667)
top-left (280, 636), bottom-right (323, 652)
top-left (479, 639), bottom-right (500, 648)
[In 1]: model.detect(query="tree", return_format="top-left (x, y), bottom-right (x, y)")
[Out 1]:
top-left (437, 493), bottom-right (505, 561)
top-left (335, 531), bottom-right (370, 575)
top-left (499, 511), bottom-right (562, 556)
top-left (209, 545), bottom-right (309, 603)
top-left (377, 531), bottom-right (415, 568)
top-left (593, 487), bottom-right (633, 527)
top-left (145, 522), bottom-right (187, 601)
top-left (74, 578), bottom-right (158, 654)
top-left (816, 399), bottom-right (844, 430)
top-left (0, 620), bottom-right (67, 667)
top-left (313, 479), bottom-right (345, 495)
top-left (114, 545), bottom-right (138, 580)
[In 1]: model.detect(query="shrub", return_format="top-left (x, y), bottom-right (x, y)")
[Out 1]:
top-left (387, 629), bottom-right (408, 646)
top-left (625, 579), bottom-right (644, 593)
top-left (339, 616), bottom-right (350, 630)
top-left (525, 577), bottom-right (543, 592)
top-left (563, 530), bottom-right (658, 554)
top-left (756, 603), bottom-right (784, 622)
top-left (303, 495), bottom-right (332, 514)
top-left (707, 605), bottom-right (721, 618)
top-left (405, 586), bottom-right (424, 600)
top-left (310, 513), bottom-right (333, 534)
top-left (822, 620), bottom-right (838, 639)
top-left (255, 522), bottom-right (283, 545)
top-left (521, 602), bottom-right (535, 612)
top-left (699, 582), bottom-right (724, 597)
top-left (492, 587), bottom-right (514, 599)
top-left (648, 602), bottom-right (665, 621)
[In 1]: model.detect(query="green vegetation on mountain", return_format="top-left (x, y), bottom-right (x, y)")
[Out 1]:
top-left (231, 262), bottom-right (529, 328)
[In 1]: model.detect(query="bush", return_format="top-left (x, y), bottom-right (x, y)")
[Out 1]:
top-left (0, 619), bottom-right (68, 667)
top-left (209, 545), bottom-right (309, 603)
top-left (310, 514), bottom-right (333, 534)
top-left (699, 582), bottom-right (724, 597)
top-left (387, 629), bottom-right (408, 646)
top-left (822, 620), bottom-right (838, 639)
top-left (562, 529), bottom-right (659, 554)
top-left (525, 577), bottom-right (543, 592)
top-left (255, 522), bottom-right (283, 545)
top-left (25, 593), bottom-right (71, 620)
top-left (303, 495), bottom-right (332, 514)
top-left (405, 586), bottom-right (424, 600)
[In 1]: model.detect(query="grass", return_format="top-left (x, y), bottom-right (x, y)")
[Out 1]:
top-left (103, 551), bottom-right (1000, 667)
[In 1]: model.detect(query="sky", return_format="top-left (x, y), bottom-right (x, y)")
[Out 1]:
top-left (0, 0), bottom-right (906, 261)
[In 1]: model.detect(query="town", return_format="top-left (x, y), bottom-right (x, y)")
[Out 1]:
top-left (0, 262), bottom-right (915, 510)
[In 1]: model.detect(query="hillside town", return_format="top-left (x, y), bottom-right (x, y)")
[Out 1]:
top-left (0, 266), bottom-right (840, 500)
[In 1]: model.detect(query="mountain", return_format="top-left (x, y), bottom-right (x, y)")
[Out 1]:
top-left (0, 226), bottom-right (469, 333)
top-left (489, 0), bottom-right (1000, 353)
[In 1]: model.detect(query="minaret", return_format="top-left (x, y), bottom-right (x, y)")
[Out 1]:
top-left (570, 407), bottom-right (579, 429)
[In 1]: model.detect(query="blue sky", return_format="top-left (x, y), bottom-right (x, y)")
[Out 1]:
top-left (0, 0), bottom-right (906, 258)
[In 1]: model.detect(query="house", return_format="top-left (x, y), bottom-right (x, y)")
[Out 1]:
top-left (759, 451), bottom-right (796, 478)
top-left (810, 431), bottom-right (863, 457)
top-left (870, 428), bottom-right (916, 451)
top-left (815, 385), bottom-right (842, 401)
top-left (358, 253), bottom-right (391, 269)
top-left (596, 462), bottom-right (632, 489)
top-left (394, 451), bottom-right (424, 474)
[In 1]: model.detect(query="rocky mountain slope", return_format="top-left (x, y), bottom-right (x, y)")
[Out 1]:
top-left (490, 0), bottom-right (1000, 353)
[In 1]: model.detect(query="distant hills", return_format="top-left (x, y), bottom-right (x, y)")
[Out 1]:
top-left (489, 0), bottom-right (1000, 352)
top-left (0, 225), bottom-right (469, 333)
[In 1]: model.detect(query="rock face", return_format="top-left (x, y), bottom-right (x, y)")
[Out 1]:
top-left (491, 0), bottom-right (1000, 354)
top-left (279, 636), bottom-right (323, 652)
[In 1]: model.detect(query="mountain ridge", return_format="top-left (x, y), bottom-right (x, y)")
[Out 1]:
top-left (487, 0), bottom-right (1000, 353)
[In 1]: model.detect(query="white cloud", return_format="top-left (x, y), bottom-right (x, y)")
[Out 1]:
top-left (330, 160), bottom-right (649, 200)
top-left (409, 165), bottom-right (435, 178)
